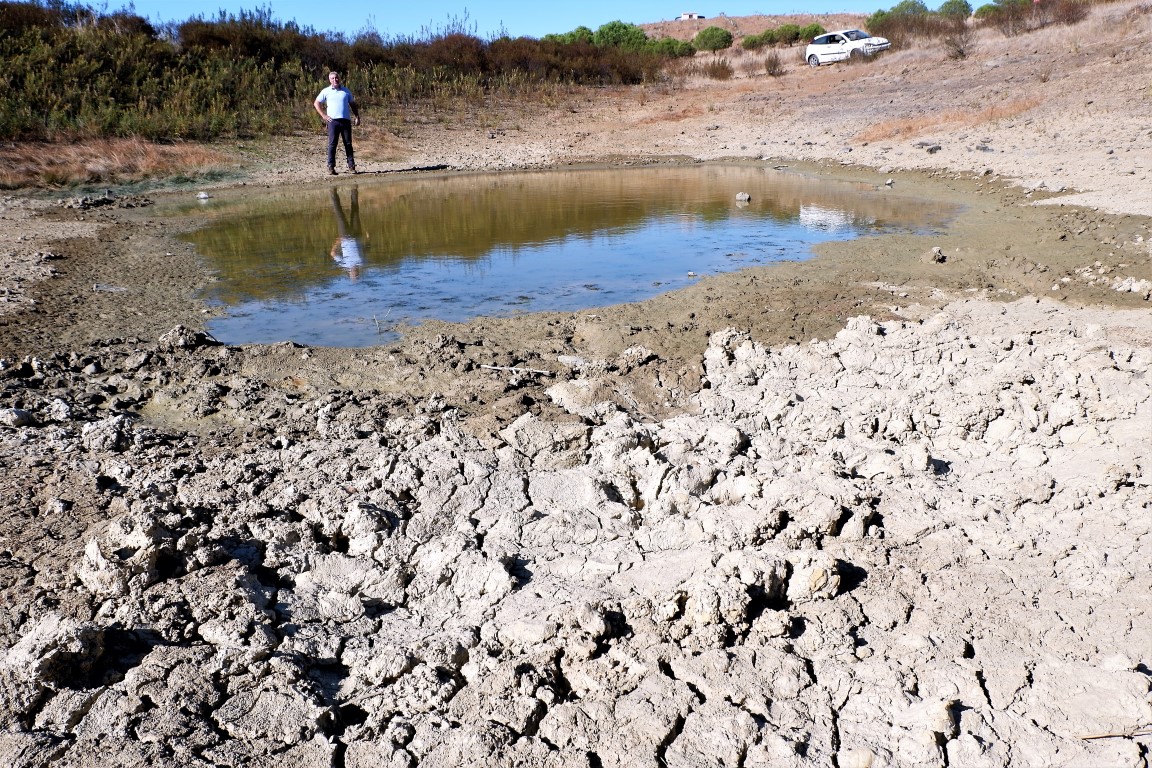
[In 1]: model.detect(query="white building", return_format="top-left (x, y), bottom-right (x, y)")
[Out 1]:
top-left (678, 12), bottom-right (706, 20)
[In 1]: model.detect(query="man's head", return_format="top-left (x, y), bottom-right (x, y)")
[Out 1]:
top-left (328, 72), bottom-right (341, 87)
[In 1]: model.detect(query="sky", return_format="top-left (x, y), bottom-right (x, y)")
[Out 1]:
top-left (113, 1), bottom-right (880, 41)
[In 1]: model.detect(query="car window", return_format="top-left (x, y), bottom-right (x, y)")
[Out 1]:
top-left (813, 35), bottom-right (831, 45)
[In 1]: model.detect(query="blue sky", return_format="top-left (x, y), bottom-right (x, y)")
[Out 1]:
top-left (116, 2), bottom-right (879, 40)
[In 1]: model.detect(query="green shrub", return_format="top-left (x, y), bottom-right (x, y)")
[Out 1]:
top-left (648, 36), bottom-right (695, 57)
top-left (774, 24), bottom-right (802, 45)
top-left (543, 26), bottom-right (594, 45)
top-left (693, 26), bottom-right (734, 51)
top-left (798, 24), bottom-right (826, 41)
top-left (742, 29), bottom-right (781, 49)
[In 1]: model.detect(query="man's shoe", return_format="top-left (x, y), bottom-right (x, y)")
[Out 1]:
top-left (347, 165), bottom-right (357, 174)
top-left (329, 167), bottom-right (337, 175)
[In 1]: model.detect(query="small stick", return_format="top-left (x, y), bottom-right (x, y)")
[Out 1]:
top-left (480, 364), bottom-right (553, 376)
top-left (1079, 729), bottom-right (1152, 741)
top-left (373, 315), bottom-right (381, 332)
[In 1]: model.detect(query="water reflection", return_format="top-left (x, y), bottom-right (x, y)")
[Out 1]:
top-left (329, 188), bottom-right (364, 281)
top-left (175, 165), bottom-right (957, 347)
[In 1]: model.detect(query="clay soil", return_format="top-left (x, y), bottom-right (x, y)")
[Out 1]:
top-left (1, 5), bottom-right (1150, 768)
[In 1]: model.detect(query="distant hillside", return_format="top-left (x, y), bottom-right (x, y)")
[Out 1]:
top-left (641, 13), bottom-right (868, 42)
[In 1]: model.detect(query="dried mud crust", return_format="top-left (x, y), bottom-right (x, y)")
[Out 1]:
top-left (2, 4), bottom-right (1152, 764)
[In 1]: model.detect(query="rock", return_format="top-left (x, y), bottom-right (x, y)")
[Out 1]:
top-left (158, 325), bottom-right (219, 349)
top-left (4, 614), bottom-right (105, 686)
top-left (0, 408), bottom-right (34, 427)
top-left (80, 414), bottom-right (136, 452)
top-left (921, 246), bottom-right (946, 264)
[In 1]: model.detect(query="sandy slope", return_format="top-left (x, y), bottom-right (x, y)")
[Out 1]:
top-left (0, 4), bottom-right (1150, 767)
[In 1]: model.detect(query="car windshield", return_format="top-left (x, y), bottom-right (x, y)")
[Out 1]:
top-left (843, 30), bottom-right (871, 40)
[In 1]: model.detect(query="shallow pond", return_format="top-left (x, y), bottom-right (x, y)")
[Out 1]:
top-left (175, 165), bottom-right (957, 347)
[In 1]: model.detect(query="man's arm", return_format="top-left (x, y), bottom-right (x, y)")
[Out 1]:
top-left (351, 95), bottom-right (361, 126)
top-left (314, 93), bottom-right (329, 122)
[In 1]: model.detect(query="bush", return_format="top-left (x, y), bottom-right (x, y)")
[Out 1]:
top-left (978, 0), bottom-right (1032, 36)
top-left (543, 26), bottom-right (594, 45)
top-left (763, 50), bottom-right (785, 76)
top-left (648, 36), bottom-right (695, 57)
top-left (869, 0), bottom-right (955, 43)
top-left (943, 23), bottom-right (976, 57)
top-left (701, 57), bottom-right (733, 79)
top-left (798, 23), bottom-right (826, 41)
top-left (774, 24), bottom-right (802, 45)
top-left (1051, 0), bottom-right (1089, 25)
top-left (742, 29), bottom-right (781, 49)
top-left (694, 26), bottom-right (733, 51)
top-left (95, 10), bottom-right (157, 38)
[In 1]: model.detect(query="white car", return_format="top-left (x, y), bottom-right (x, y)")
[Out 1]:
top-left (805, 29), bottom-right (890, 67)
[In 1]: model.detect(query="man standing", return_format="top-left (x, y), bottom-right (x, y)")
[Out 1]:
top-left (314, 71), bottom-right (360, 175)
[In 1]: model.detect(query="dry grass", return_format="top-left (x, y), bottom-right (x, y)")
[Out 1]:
top-left (0, 138), bottom-right (232, 189)
top-left (854, 97), bottom-right (1043, 142)
top-left (635, 105), bottom-right (708, 126)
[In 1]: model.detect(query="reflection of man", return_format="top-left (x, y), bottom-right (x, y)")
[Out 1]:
top-left (330, 187), bottom-right (364, 280)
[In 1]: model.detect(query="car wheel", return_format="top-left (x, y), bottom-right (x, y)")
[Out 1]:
top-left (807, 55), bottom-right (820, 67)
top-left (849, 48), bottom-right (862, 59)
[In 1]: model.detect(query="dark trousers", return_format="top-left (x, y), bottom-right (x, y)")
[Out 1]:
top-left (327, 118), bottom-right (354, 169)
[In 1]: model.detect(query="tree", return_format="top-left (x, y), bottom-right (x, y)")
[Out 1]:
top-left (890, 0), bottom-right (931, 14)
top-left (938, 0), bottom-right (973, 18)
top-left (592, 20), bottom-right (648, 50)
top-left (693, 25), bottom-right (733, 52)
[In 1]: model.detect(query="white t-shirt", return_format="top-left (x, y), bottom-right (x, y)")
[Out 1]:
top-left (316, 86), bottom-right (355, 120)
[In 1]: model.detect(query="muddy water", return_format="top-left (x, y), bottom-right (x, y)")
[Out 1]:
top-left (174, 165), bottom-right (958, 347)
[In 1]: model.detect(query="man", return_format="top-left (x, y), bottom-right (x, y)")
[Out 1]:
top-left (314, 71), bottom-right (360, 175)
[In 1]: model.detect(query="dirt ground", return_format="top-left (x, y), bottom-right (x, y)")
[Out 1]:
top-left (1, 4), bottom-right (1150, 767)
